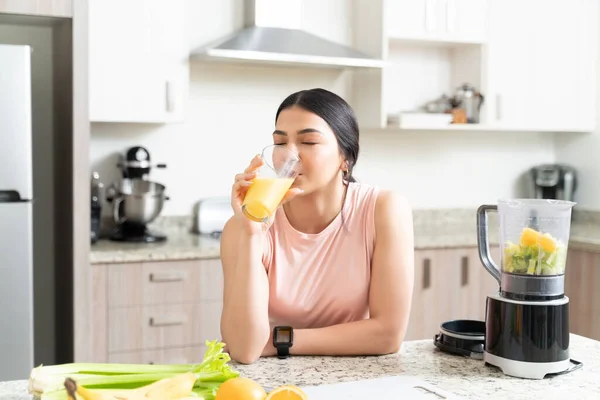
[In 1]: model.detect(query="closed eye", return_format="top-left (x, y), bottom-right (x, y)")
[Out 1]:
top-left (302, 142), bottom-right (318, 145)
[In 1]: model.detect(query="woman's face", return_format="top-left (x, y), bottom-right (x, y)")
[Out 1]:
top-left (273, 106), bottom-right (344, 193)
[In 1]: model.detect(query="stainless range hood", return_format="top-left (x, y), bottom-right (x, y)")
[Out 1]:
top-left (192, 0), bottom-right (385, 69)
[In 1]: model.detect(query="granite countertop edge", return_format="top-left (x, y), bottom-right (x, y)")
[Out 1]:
top-left (90, 235), bottom-right (600, 265)
top-left (2, 334), bottom-right (599, 399)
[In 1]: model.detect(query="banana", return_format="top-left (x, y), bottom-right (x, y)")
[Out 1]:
top-left (64, 373), bottom-right (197, 400)
top-left (132, 372), bottom-right (197, 400)
top-left (64, 377), bottom-right (118, 400)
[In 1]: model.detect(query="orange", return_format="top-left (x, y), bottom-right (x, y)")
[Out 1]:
top-left (266, 385), bottom-right (308, 400)
top-left (215, 377), bottom-right (267, 400)
top-left (520, 227), bottom-right (540, 247)
top-left (540, 232), bottom-right (557, 253)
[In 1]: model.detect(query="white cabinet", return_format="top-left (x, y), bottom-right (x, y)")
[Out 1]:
top-left (485, 0), bottom-right (598, 132)
top-left (88, 0), bottom-right (187, 123)
top-left (353, 0), bottom-right (597, 133)
top-left (385, 0), bottom-right (488, 44)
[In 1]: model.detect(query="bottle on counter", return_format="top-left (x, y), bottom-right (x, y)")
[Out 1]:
top-left (91, 171), bottom-right (104, 244)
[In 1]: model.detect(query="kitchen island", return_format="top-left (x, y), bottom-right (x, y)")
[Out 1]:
top-left (1, 334), bottom-right (599, 399)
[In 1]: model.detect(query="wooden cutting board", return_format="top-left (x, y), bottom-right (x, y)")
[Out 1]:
top-left (300, 375), bottom-right (465, 399)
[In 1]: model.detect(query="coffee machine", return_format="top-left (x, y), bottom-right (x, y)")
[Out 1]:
top-left (477, 199), bottom-right (580, 379)
top-left (106, 146), bottom-right (169, 243)
top-left (530, 164), bottom-right (577, 201)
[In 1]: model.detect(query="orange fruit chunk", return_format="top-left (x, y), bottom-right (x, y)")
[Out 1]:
top-left (266, 385), bottom-right (308, 400)
top-left (520, 227), bottom-right (541, 247)
top-left (540, 233), bottom-right (557, 253)
top-left (215, 377), bottom-right (267, 400)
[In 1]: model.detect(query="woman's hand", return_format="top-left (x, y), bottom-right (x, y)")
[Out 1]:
top-left (231, 155), bottom-right (303, 235)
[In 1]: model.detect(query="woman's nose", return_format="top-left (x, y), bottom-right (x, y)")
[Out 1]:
top-left (285, 143), bottom-right (299, 156)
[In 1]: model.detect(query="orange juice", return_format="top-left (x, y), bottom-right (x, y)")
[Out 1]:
top-left (242, 177), bottom-right (294, 222)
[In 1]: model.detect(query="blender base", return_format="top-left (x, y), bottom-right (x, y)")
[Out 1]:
top-left (484, 293), bottom-right (571, 379)
top-left (484, 352), bottom-right (571, 379)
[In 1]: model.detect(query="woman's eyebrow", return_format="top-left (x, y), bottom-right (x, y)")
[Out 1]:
top-left (273, 128), bottom-right (323, 135)
top-left (297, 128), bottom-right (323, 135)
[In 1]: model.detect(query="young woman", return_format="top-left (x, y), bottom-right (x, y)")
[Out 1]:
top-left (220, 88), bottom-right (414, 364)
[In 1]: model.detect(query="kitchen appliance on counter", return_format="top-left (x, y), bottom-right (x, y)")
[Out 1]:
top-left (193, 197), bottom-right (233, 238)
top-left (91, 172), bottom-right (104, 244)
top-left (530, 164), bottom-right (577, 201)
top-left (477, 199), bottom-right (580, 379)
top-left (106, 146), bottom-right (169, 242)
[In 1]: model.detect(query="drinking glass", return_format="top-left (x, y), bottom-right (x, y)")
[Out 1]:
top-left (241, 144), bottom-right (301, 222)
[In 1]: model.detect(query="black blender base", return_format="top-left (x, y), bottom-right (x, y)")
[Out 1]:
top-left (110, 224), bottom-right (167, 243)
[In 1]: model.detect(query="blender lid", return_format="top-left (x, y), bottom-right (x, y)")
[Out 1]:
top-left (434, 320), bottom-right (485, 360)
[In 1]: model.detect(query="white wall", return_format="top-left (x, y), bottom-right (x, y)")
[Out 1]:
top-left (90, 0), bottom-right (557, 216)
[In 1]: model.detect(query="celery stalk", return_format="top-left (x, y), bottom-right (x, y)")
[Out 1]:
top-left (29, 340), bottom-right (238, 400)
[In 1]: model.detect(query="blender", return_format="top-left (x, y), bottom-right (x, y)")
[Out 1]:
top-left (477, 199), bottom-right (579, 379)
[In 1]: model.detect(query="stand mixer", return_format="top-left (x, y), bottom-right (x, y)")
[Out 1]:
top-left (106, 146), bottom-right (169, 243)
top-left (477, 199), bottom-right (580, 379)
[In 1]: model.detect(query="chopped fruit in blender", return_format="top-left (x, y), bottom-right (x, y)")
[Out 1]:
top-left (503, 227), bottom-right (567, 276)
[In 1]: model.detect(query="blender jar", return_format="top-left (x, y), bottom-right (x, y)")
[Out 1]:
top-left (478, 199), bottom-right (576, 300)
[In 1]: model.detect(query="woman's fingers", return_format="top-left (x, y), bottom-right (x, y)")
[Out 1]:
top-left (234, 171), bottom-right (257, 183)
top-left (244, 155), bottom-right (264, 173)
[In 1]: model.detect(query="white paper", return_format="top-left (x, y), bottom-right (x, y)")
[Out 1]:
top-left (300, 375), bottom-right (465, 399)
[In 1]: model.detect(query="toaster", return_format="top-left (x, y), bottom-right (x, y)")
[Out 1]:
top-left (193, 197), bottom-right (233, 237)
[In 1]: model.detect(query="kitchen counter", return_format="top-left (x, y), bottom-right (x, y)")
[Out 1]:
top-left (2, 334), bottom-right (599, 399)
top-left (90, 209), bottom-right (600, 264)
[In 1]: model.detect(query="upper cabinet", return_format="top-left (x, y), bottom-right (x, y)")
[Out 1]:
top-left (485, 0), bottom-right (598, 133)
top-left (352, 0), bottom-right (598, 133)
top-left (386, 0), bottom-right (487, 44)
top-left (0, 0), bottom-right (72, 18)
top-left (88, 0), bottom-right (187, 123)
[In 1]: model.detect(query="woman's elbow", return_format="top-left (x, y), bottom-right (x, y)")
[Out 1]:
top-left (377, 326), bottom-right (405, 354)
top-left (229, 347), bottom-right (262, 365)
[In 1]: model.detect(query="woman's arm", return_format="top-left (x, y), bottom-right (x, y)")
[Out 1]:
top-left (220, 217), bottom-right (271, 364)
top-left (262, 190), bottom-right (414, 356)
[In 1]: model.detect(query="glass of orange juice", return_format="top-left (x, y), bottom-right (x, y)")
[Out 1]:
top-left (242, 144), bottom-right (301, 222)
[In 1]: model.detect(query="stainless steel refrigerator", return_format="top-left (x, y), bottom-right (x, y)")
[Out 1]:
top-left (0, 44), bottom-right (35, 381)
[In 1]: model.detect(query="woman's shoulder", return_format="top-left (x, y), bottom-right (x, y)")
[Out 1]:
top-left (372, 187), bottom-right (413, 239)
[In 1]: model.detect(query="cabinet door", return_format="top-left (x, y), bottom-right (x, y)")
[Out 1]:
top-left (88, 0), bottom-right (186, 123)
top-left (565, 249), bottom-right (600, 341)
top-left (445, 0), bottom-right (488, 43)
top-left (486, 0), bottom-right (533, 128)
top-left (406, 249), bottom-right (459, 340)
top-left (0, 0), bottom-right (72, 17)
top-left (487, 0), bottom-right (597, 131)
top-left (386, 0), bottom-right (436, 40)
top-left (386, 0), bottom-right (487, 43)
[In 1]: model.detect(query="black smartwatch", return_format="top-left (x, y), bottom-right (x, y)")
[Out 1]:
top-left (272, 326), bottom-right (293, 359)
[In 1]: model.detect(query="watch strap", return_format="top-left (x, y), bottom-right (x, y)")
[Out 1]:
top-left (276, 345), bottom-right (290, 359)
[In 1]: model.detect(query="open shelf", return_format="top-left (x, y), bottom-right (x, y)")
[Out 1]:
top-left (371, 123), bottom-right (593, 134)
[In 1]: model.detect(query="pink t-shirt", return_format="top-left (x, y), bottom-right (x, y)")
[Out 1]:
top-left (262, 182), bottom-right (380, 329)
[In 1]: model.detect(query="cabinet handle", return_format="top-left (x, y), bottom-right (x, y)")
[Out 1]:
top-left (425, 0), bottom-right (437, 32)
top-left (423, 258), bottom-right (431, 289)
top-left (166, 80), bottom-right (175, 113)
top-left (496, 94), bottom-right (502, 121)
top-left (461, 256), bottom-right (469, 286)
top-left (149, 315), bottom-right (187, 327)
top-left (445, 0), bottom-right (456, 33)
top-left (149, 271), bottom-right (187, 282)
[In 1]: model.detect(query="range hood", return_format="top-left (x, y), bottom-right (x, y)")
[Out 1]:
top-left (193, 0), bottom-right (385, 69)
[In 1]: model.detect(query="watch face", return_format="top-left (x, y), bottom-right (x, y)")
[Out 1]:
top-left (275, 327), bottom-right (292, 344)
